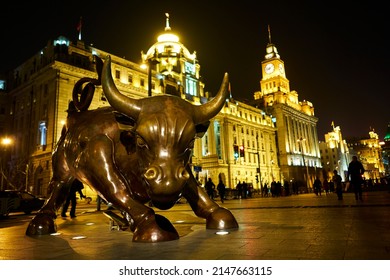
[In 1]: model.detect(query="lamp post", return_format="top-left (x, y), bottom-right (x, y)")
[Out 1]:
top-left (297, 137), bottom-right (310, 192)
top-left (256, 151), bottom-right (263, 190)
top-left (141, 49), bottom-right (159, 97)
top-left (1, 137), bottom-right (13, 191)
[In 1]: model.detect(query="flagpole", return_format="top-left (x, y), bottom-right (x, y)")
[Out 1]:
top-left (77, 16), bottom-right (82, 41)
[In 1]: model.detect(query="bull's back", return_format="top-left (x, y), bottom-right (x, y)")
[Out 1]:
top-left (60, 107), bottom-right (122, 164)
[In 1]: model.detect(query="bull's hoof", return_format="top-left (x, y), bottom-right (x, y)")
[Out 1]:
top-left (26, 213), bottom-right (57, 236)
top-left (206, 207), bottom-right (239, 230)
top-left (132, 214), bottom-right (179, 242)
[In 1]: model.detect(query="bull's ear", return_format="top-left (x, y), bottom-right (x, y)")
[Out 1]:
top-left (114, 111), bottom-right (136, 131)
top-left (195, 121), bottom-right (210, 138)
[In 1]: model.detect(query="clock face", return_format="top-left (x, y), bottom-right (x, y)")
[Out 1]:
top-left (279, 63), bottom-right (284, 74)
top-left (264, 63), bottom-right (275, 74)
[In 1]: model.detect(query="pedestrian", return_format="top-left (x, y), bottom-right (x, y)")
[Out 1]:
top-left (313, 177), bottom-right (322, 196)
top-left (332, 170), bottom-right (343, 200)
top-left (347, 155), bottom-right (365, 201)
top-left (217, 179), bottom-right (226, 203)
top-left (283, 180), bottom-right (290, 196)
top-left (271, 181), bottom-right (277, 197)
top-left (323, 179), bottom-right (330, 195)
top-left (61, 179), bottom-right (86, 218)
top-left (205, 178), bottom-right (216, 200)
top-left (242, 181), bottom-right (248, 198)
top-left (292, 181), bottom-right (298, 195)
top-left (236, 181), bottom-right (243, 198)
top-left (263, 183), bottom-right (268, 197)
top-left (329, 180), bottom-right (335, 193)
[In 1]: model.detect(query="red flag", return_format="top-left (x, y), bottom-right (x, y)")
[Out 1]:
top-left (76, 17), bottom-right (82, 32)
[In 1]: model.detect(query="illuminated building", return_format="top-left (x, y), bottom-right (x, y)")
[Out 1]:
top-left (319, 123), bottom-right (351, 181)
top-left (347, 129), bottom-right (385, 180)
top-left (382, 123), bottom-right (390, 176)
top-left (252, 26), bottom-right (321, 192)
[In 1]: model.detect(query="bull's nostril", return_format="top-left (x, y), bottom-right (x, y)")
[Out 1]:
top-left (144, 166), bottom-right (158, 180)
top-left (178, 166), bottom-right (190, 180)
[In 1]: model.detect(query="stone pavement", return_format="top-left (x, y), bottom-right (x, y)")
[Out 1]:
top-left (1, 190), bottom-right (390, 260)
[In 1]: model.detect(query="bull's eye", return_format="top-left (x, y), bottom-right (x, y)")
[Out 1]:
top-left (136, 136), bottom-right (148, 149)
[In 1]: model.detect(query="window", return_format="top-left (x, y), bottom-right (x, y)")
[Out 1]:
top-left (38, 121), bottom-right (47, 146)
top-left (115, 70), bottom-right (120, 79)
top-left (185, 78), bottom-right (197, 96)
top-left (0, 80), bottom-right (5, 90)
top-left (128, 74), bottom-right (133, 84)
top-left (140, 78), bottom-right (145, 87)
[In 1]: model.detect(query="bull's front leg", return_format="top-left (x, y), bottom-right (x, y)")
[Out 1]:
top-left (26, 178), bottom-right (72, 236)
top-left (26, 144), bottom-right (74, 236)
top-left (183, 166), bottom-right (238, 230)
top-left (83, 135), bottom-right (179, 242)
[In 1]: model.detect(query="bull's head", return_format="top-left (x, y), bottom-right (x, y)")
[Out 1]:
top-left (102, 55), bottom-right (229, 209)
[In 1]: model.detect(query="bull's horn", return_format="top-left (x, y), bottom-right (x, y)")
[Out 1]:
top-left (193, 73), bottom-right (229, 124)
top-left (102, 55), bottom-right (141, 119)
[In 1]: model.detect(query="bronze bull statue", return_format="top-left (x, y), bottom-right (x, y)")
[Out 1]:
top-left (26, 55), bottom-right (238, 242)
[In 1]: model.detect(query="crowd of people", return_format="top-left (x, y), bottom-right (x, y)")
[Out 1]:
top-left (201, 156), bottom-right (387, 202)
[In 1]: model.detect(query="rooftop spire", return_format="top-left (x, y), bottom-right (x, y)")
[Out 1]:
top-left (267, 24), bottom-right (272, 44)
top-left (165, 13), bottom-right (171, 31)
top-left (77, 16), bottom-right (82, 41)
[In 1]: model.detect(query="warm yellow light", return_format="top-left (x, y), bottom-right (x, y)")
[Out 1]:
top-left (157, 33), bottom-right (179, 42)
top-left (1, 137), bottom-right (12, 146)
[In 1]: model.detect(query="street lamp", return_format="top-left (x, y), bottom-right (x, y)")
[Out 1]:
top-left (141, 49), bottom-right (159, 97)
top-left (297, 137), bottom-right (310, 191)
top-left (1, 136), bottom-right (13, 191)
top-left (256, 151), bottom-right (263, 190)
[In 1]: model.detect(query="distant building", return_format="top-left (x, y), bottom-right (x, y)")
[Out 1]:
top-left (347, 129), bottom-right (385, 180)
top-left (319, 123), bottom-right (351, 181)
top-left (381, 123), bottom-right (390, 176)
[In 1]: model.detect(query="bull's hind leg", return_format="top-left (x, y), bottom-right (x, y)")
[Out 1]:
top-left (82, 135), bottom-right (178, 242)
top-left (183, 166), bottom-right (238, 230)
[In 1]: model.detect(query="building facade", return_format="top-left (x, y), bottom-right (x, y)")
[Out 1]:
top-left (252, 29), bottom-right (322, 192)
top-left (347, 130), bottom-right (385, 181)
top-left (319, 124), bottom-right (351, 181)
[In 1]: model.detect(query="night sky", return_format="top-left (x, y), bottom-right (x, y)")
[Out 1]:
top-left (1, 1), bottom-right (388, 140)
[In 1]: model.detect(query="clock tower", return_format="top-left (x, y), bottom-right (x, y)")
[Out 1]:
top-left (259, 26), bottom-right (291, 102)
top-left (253, 25), bottom-right (321, 192)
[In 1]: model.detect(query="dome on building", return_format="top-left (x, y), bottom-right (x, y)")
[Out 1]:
top-left (141, 13), bottom-right (196, 63)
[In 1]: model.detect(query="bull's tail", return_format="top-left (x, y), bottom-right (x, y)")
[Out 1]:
top-left (71, 55), bottom-right (103, 112)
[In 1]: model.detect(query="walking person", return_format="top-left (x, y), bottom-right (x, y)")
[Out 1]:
top-left (217, 179), bottom-right (226, 203)
top-left (323, 179), bottom-right (330, 195)
top-left (313, 177), bottom-right (322, 196)
top-left (205, 178), bottom-right (216, 200)
top-left (263, 183), bottom-right (269, 197)
top-left (332, 170), bottom-right (343, 200)
top-left (61, 179), bottom-right (86, 218)
top-left (242, 181), bottom-right (248, 198)
top-left (347, 155), bottom-right (365, 201)
top-left (236, 181), bottom-right (243, 199)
